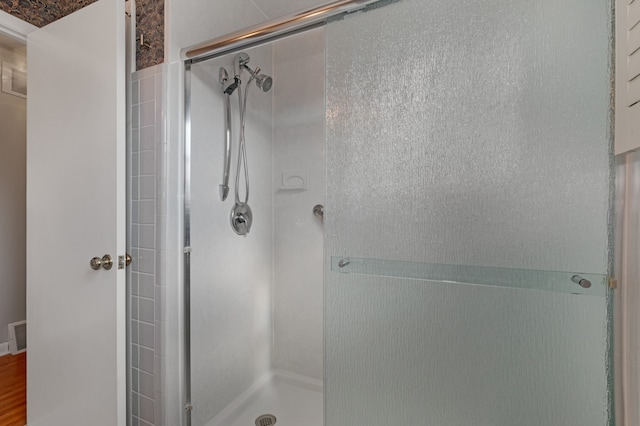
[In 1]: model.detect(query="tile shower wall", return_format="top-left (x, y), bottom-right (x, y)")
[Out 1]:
top-left (129, 64), bottom-right (167, 426)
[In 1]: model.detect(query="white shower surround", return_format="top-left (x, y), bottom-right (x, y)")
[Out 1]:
top-left (187, 28), bottom-right (325, 425)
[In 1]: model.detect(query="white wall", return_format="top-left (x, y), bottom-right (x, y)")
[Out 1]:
top-left (189, 44), bottom-right (274, 426)
top-left (0, 42), bottom-right (26, 346)
top-left (166, 0), bottom-right (329, 62)
top-left (166, 0), bottom-right (267, 63)
top-left (272, 28), bottom-right (324, 380)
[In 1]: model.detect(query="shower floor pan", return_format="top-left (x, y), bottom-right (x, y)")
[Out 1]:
top-left (204, 371), bottom-right (323, 426)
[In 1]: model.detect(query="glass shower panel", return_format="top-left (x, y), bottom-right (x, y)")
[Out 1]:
top-left (324, 0), bottom-right (613, 425)
top-left (189, 44), bottom-right (275, 426)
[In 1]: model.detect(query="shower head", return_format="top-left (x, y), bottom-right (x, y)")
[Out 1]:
top-left (241, 64), bottom-right (273, 92)
top-left (255, 74), bottom-right (273, 92)
top-left (233, 52), bottom-right (250, 78)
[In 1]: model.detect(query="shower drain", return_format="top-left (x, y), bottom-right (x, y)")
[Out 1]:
top-left (255, 414), bottom-right (277, 426)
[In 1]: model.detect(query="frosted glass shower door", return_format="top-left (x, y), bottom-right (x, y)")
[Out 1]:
top-left (324, 1), bottom-right (613, 426)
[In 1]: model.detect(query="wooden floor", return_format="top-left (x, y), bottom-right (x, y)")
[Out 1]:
top-left (0, 353), bottom-right (26, 426)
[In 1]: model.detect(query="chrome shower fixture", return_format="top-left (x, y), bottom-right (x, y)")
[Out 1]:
top-left (241, 64), bottom-right (273, 92)
top-left (219, 52), bottom-right (274, 236)
top-left (223, 53), bottom-right (273, 95)
top-left (233, 52), bottom-right (250, 78)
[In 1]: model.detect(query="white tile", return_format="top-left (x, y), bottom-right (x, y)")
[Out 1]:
top-left (131, 224), bottom-right (139, 248)
top-left (132, 392), bottom-right (139, 416)
top-left (154, 252), bottom-right (163, 290)
top-left (131, 248), bottom-right (139, 273)
top-left (139, 298), bottom-right (155, 324)
top-left (132, 368), bottom-right (139, 392)
top-left (139, 346), bottom-right (154, 374)
top-left (138, 248), bottom-right (155, 274)
top-left (131, 177), bottom-right (139, 201)
top-left (132, 128), bottom-right (139, 152)
top-left (138, 322), bottom-right (155, 349)
top-left (131, 320), bottom-right (139, 344)
top-left (140, 126), bottom-right (156, 152)
top-left (134, 66), bottom-right (157, 80)
top-left (140, 150), bottom-right (156, 176)
top-left (140, 176), bottom-right (155, 200)
top-left (139, 201), bottom-right (155, 225)
top-left (131, 201), bottom-right (139, 225)
top-left (140, 101), bottom-right (155, 127)
top-left (130, 271), bottom-right (139, 295)
top-left (132, 104), bottom-right (139, 129)
top-left (155, 178), bottom-right (167, 217)
top-left (132, 80), bottom-right (139, 105)
top-left (139, 395), bottom-right (155, 424)
top-left (139, 76), bottom-right (156, 103)
top-left (139, 370), bottom-right (154, 399)
top-left (131, 152), bottom-right (139, 177)
top-left (154, 321), bottom-right (163, 354)
top-left (132, 345), bottom-right (139, 368)
top-left (139, 224), bottom-right (155, 249)
top-left (155, 103), bottom-right (164, 134)
top-left (131, 296), bottom-right (139, 320)
top-left (139, 273), bottom-right (155, 290)
top-left (139, 273), bottom-right (154, 298)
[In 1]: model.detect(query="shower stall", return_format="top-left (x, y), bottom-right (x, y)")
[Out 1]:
top-left (182, 0), bottom-right (614, 425)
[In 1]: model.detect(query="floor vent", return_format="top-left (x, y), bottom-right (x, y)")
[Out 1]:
top-left (8, 320), bottom-right (26, 355)
top-left (255, 414), bottom-right (276, 426)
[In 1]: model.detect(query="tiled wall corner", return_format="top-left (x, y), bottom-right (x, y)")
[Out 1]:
top-left (129, 63), bottom-right (167, 426)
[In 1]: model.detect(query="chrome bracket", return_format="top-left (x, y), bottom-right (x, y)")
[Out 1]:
top-left (338, 258), bottom-right (351, 268)
top-left (571, 275), bottom-right (591, 289)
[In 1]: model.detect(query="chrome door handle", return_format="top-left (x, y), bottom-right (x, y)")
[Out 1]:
top-left (90, 254), bottom-right (113, 270)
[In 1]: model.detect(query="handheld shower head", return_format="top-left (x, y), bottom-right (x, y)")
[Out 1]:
top-left (233, 52), bottom-right (250, 78)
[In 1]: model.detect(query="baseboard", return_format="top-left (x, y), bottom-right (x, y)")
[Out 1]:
top-left (0, 341), bottom-right (9, 357)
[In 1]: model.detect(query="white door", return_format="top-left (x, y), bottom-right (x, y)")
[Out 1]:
top-left (26, 0), bottom-right (126, 425)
